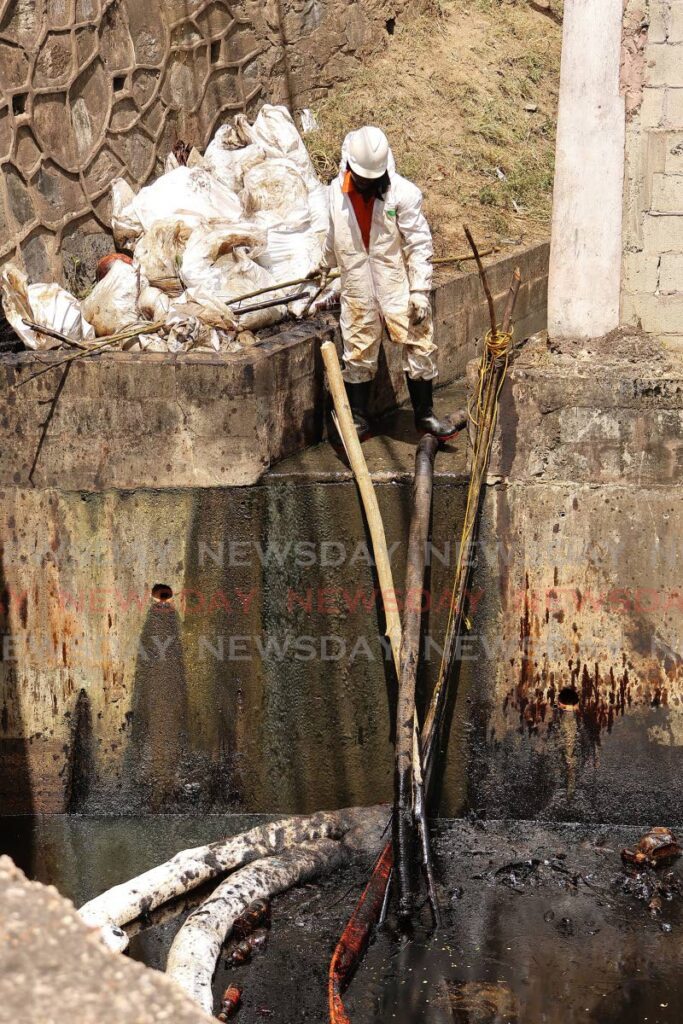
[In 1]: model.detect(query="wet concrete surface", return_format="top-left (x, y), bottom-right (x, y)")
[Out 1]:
top-left (2, 814), bottom-right (683, 1022)
top-left (270, 381), bottom-right (470, 483)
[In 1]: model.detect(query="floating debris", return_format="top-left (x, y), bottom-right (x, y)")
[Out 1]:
top-left (232, 898), bottom-right (271, 940)
top-left (217, 984), bottom-right (242, 1020)
top-left (225, 928), bottom-right (270, 967)
top-left (447, 980), bottom-right (518, 1024)
top-left (621, 827), bottom-right (682, 868)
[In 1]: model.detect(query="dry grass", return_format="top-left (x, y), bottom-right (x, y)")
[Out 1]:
top-left (306, 0), bottom-right (563, 258)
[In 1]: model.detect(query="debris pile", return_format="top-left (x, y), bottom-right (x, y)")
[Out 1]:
top-left (1, 106), bottom-right (334, 356)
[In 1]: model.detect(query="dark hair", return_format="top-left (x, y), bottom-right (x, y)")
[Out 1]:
top-left (347, 164), bottom-right (391, 201)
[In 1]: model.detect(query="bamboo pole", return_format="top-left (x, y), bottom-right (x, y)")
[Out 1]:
top-left (320, 340), bottom-right (402, 662)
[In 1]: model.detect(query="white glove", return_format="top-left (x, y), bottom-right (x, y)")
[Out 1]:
top-left (314, 266), bottom-right (330, 288)
top-left (409, 292), bottom-right (431, 325)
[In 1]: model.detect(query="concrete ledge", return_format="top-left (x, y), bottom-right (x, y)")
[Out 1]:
top-left (486, 330), bottom-right (683, 485)
top-left (0, 856), bottom-right (211, 1023)
top-left (0, 244), bottom-right (549, 490)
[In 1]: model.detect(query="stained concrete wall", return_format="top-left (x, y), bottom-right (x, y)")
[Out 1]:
top-left (0, 0), bottom-right (410, 286)
top-left (622, 0), bottom-right (683, 349)
top-left (467, 331), bottom-right (683, 824)
top-left (0, 246), bottom-right (548, 815)
top-left (0, 471), bottom-right (473, 815)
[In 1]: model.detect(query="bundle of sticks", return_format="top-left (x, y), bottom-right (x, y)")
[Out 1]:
top-left (325, 226), bottom-right (521, 1023)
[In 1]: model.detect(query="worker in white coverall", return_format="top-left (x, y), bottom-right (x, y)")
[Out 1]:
top-left (320, 126), bottom-right (459, 441)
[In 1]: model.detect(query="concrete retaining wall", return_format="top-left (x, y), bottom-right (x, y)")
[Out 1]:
top-left (468, 331), bottom-right (683, 823)
top-left (0, 244), bottom-right (549, 490)
top-left (0, 243), bottom-right (548, 815)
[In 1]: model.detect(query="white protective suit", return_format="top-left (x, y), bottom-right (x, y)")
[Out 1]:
top-left (321, 134), bottom-right (437, 384)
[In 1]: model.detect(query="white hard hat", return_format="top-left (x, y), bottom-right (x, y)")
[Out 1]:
top-left (347, 126), bottom-right (390, 179)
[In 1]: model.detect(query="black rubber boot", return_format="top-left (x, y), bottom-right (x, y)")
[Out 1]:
top-left (406, 375), bottom-right (462, 441)
top-left (343, 380), bottom-right (372, 440)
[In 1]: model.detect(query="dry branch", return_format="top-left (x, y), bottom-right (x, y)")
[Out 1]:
top-left (394, 435), bottom-right (439, 921)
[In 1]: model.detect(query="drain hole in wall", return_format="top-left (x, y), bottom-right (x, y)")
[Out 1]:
top-left (557, 686), bottom-right (579, 711)
top-left (386, 17), bottom-right (396, 34)
top-left (12, 93), bottom-right (27, 116)
top-left (152, 583), bottom-right (174, 603)
top-left (113, 75), bottom-right (126, 92)
top-left (210, 40), bottom-right (221, 63)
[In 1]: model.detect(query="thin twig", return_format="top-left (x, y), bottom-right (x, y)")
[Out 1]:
top-left (432, 248), bottom-right (495, 265)
top-left (501, 268), bottom-right (522, 337)
top-left (12, 321), bottom-right (166, 390)
top-left (463, 224), bottom-right (497, 336)
top-left (221, 269), bottom-right (340, 308)
top-left (22, 320), bottom-right (90, 350)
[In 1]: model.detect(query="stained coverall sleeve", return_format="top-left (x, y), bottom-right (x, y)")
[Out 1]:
top-left (396, 182), bottom-right (433, 294)
top-left (320, 184), bottom-right (338, 271)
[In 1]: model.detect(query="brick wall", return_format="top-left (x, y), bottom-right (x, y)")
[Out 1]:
top-left (622, 0), bottom-right (683, 347)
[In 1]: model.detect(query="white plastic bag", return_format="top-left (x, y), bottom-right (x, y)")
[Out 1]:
top-left (126, 333), bottom-right (170, 353)
top-left (203, 128), bottom-right (267, 192)
top-left (180, 223), bottom-right (266, 291)
top-left (165, 287), bottom-right (239, 353)
top-left (241, 158), bottom-right (311, 230)
top-left (256, 226), bottom-right (322, 285)
top-left (81, 260), bottom-right (144, 337)
top-left (129, 167), bottom-right (242, 233)
top-left (220, 248), bottom-right (285, 331)
top-left (250, 105), bottom-right (320, 188)
top-left (111, 178), bottom-right (143, 250)
top-left (0, 263), bottom-right (95, 350)
top-left (138, 285), bottom-right (171, 322)
top-left (308, 179), bottom-right (330, 236)
top-left (133, 219), bottom-right (194, 290)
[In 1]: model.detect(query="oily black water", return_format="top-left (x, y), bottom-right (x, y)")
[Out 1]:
top-left (2, 816), bottom-right (683, 1023)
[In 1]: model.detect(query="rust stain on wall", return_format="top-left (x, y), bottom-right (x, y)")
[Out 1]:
top-left (499, 571), bottom-right (682, 745)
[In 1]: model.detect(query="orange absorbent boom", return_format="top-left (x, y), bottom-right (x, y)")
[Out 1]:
top-left (328, 842), bottom-right (394, 1024)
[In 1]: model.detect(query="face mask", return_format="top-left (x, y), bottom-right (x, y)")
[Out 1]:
top-left (350, 172), bottom-right (376, 196)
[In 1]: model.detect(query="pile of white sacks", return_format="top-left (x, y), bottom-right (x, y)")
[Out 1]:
top-left (0, 106), bottom-right (332, 353)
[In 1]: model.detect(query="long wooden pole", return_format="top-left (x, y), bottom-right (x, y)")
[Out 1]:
top-left (322, 340), bottom-right (442, 932)
top-left (320, 340), bottom-right (402, 662)
top-left (394, 434), bottom-right (438, 922)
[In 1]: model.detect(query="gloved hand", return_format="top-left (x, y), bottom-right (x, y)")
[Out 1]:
top-left (314, 266), bottom-right (331, 288)
top-left (409, 292), bottom-right (431, 325)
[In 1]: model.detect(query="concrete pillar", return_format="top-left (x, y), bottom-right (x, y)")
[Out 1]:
top-left (547, 0), bottom-right (626, 339)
